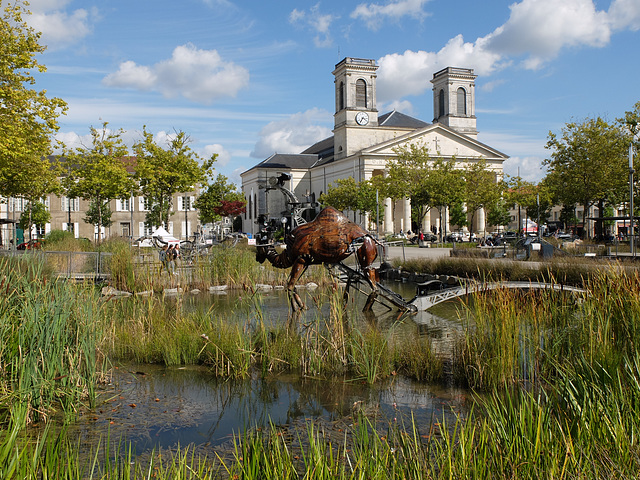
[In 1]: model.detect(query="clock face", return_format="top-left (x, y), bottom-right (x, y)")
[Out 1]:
top-left (355, 111), bottom-right (369, 126)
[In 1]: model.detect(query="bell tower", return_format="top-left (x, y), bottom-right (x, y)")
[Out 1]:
top-left (431, 67), bottom-right (477, 138)
top-left (333, 57), bottom-right (379, 160)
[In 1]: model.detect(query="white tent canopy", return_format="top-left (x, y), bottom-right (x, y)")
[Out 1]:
top-left (152, 227), bottom-right (180, 245)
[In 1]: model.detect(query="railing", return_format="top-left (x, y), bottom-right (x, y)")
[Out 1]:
top-left (0, 250), bottom-right (113, 281)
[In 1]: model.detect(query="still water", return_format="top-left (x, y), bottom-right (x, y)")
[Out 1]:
top-left (68, 281), bottom-right (471, 456)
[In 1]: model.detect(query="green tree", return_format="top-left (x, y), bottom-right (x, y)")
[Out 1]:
top-left (544, 117), bottom-right (628, 238)
top-left (18, 200), bottom-right (50, 240)
top-left (83, 200), bottom-right (113, 233)
top-left (134, 127), bottom-right (215, 228)
top-left (195, 174), bottom-right (245, 225)
top-left (463, 159), bottom-right (501, 233)
top-left (0, 1), bottom-right (66, 247)
top-left (320, 177), bottom-right (360, 212)
top-left (62, 123), bottom-right (136, 240)
top-left (506, 176), bottom-right (553, 231)
top-left (428, 158), bottom-right (465, 239)
top-left (320, 176), bottom-right (384, 229)
top-left (486, 195), bottom-right (512, 230)
top-left (0, 1), bottom-right (67, 198)
top-left (389, 143), bottom-right (435, 227)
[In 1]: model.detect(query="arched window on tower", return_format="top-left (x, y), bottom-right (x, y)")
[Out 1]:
top-left (338, 81), bottom-right (345, 111)
top-left (438, 89), bottom-right (445, 118)
top-left (356, 79), bottom-right (367, 108)
top-left (457, 87), bottom-right (466, 116)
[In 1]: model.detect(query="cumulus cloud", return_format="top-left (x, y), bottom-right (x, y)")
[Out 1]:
top-left (25, 0), bottom-right (96, 49)
top-left (608, 0), bottom-right (640, 31)
top-left (377, 37), bottom-right (505, 102)
top-left (503, 156), bottom-right (548, 182)
top-left (351, 0), bottom-right (431, 30)
top-left (484, 0), bottom-right (611, 69)
top-left (289, 4), bottom-right (338, 48)
top-left (251, 108), bottom-right (332, 158)
top-left (376, 0), bottom-right (634, 102)
top-left (201, 144), bottom-right (232, 166)
top-left (103, 44), bottom-right (249, 104)
top-left (104, 61), bottom-right (157, 91)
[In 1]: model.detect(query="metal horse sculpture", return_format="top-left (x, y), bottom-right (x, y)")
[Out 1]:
top-left (256, 206), bottom-right (379, 313)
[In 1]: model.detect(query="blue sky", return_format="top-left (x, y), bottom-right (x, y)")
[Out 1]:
top-left (25, 0), bottom-right (640, 186)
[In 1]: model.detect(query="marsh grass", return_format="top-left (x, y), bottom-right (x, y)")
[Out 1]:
top-left (0, 256), bottom-right (101, 426)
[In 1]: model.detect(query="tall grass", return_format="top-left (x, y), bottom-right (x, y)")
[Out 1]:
top-left (0, 256), bottom-right (102, 426)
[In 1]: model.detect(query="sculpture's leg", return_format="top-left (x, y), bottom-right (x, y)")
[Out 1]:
top-left (363, 291), bottom-right (378, 312)
top-left (363, 292), bottom-right (378, 325)
top-left (287, 259), bottom-right (308, 312)
top-left (357, 237), bottom-right (379, 292)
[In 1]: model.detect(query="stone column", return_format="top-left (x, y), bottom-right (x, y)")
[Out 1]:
top-left (476, 207), bottom-right (486, 238)
top-left (403, 197), bottom-right (411, 233)
top-left (384, 197), bottom-right (393, 234)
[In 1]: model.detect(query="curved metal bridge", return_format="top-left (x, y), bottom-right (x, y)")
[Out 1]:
top-left (410, 281), bottom-right (586, 311)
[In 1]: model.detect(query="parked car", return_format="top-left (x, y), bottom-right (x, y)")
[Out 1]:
top-left (445, 232), bottom-right (465, 243)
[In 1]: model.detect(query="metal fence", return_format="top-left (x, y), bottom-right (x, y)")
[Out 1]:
top-left (0, 250), bottom-right (113, 281)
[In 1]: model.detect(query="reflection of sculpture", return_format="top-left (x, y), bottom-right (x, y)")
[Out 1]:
top-left (256, 207), bottom-right (378, 312)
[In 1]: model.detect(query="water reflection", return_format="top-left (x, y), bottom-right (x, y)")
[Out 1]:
top-left (69, 363), bottom-right (470, 455)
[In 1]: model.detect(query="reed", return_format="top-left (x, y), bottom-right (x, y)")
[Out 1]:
top-left (0, 256), bottom-right (101, 426)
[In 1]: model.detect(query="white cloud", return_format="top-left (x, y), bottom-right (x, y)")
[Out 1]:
top-left (25, 1), bottom-right (96, 49)
top-left (251, 108), bottom-right (332, 158)
top-left (376, 0), bottom-right (637, 103)
top-left (351, 0), bottom-right (431, 30)
top-left (503, 156), bottom-right (547, 182)
top-left (289, 4), bottom-right (338, 48)
top-left (201, 144), bottom-right (232, 166)
top-left (608, 0), bottom-right (640, 31)
top-left (484, 0), bottom-right (611, 68)
top-left (380, 99), bottom-right (415, 115)
top-left (103, 61), bottom-right (157, 90)
top-left (103, 44), bottom-right (249, 104)
top-left (377, 38), bottom-right (505, 102)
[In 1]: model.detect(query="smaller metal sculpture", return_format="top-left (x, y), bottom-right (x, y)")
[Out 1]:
top-left (256, 206), bottom-right (379, 312)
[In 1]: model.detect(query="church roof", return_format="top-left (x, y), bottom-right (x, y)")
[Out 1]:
top-left (245, 153), bottom-right (319, 172)
top-left (300, 110), bottom-right (429, 165)
top-left (378, 110), bottom-right (430, 129)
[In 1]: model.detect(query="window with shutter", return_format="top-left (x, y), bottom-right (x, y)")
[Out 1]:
top-left (355, 79), bottom-right (367, 108)
top-left (457, 87), bottom-right (466, 116)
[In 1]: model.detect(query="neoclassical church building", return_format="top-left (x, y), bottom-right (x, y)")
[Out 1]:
top-left (240, 57), bottom-right (508, 237)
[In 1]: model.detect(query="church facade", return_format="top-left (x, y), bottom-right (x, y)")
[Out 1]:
top-left (240, 57), bottom-right (508, 237)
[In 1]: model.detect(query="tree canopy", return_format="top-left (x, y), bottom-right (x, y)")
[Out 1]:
top-left (62, 123), bottom-right (136, 236)
top-left (0, 1), bottom-right (67, 200)
top-left (194, 173), bottom-right (245, 225)
top-left (134, 127), bottom-right (215, 228)
top-left (544, 117), bottom-right (629, 233)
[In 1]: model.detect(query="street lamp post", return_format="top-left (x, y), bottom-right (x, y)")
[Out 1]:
top-left (631, 142), bottom-right (636, 257)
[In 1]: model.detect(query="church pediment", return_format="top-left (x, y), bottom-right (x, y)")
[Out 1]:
top-left (361, 124), bottom-right (508, 161)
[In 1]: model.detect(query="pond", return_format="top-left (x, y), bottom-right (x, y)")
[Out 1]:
top-left (52, 281), bottom-right (472, 458)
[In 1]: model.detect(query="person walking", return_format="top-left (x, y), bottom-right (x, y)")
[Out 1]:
top-left (172, 244), bottom-right (180, 276)
top-left (159, 244), bottom-right (168, 275)
top-left (166, 245), bottom-right (176, 276)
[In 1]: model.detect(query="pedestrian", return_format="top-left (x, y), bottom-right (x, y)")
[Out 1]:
top-left (172, 244), bottom-right (180, 276)
top-left (419, 230), bottom-right (424, 242)
top-left (159, 244), bottom-right (168, 275)
top-left (166, 245), bottom-right (175, 276)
